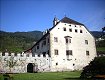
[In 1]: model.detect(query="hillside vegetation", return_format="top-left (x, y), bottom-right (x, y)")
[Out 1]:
top-left (0, 31), bottom-right (43, 53)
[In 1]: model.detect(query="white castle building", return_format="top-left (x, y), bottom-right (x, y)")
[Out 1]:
top-left (0, 17), bottom-right (96, 73)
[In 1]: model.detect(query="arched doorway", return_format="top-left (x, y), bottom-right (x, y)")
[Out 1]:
top-left (27, 63), bottom-right (34, 73)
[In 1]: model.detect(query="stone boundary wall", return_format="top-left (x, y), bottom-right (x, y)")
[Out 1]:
top-left (0, 52), bottom-right (51, 73)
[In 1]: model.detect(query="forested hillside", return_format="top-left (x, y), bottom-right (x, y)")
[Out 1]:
top-left (0, 31), bottom-right (43, 53)
top-left (91, 31), bottom-right (104, 38)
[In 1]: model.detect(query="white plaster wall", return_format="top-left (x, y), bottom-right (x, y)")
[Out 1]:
top-left (32, 35), bottom-right (50, 55)
top-left (50, 22), bottom-right (96, 71)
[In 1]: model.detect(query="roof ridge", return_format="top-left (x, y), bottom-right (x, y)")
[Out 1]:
top-left (60, 17), bottom-right (84, 25)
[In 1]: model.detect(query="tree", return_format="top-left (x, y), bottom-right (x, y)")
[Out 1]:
top-left (101, 25), bottom-right (105, 37)
top-left (80, 56), bottom-right (105, 79)
top-left (0, 55), bottom-right (4, 73)
top-left (102, 27), bottom-right (105, 32)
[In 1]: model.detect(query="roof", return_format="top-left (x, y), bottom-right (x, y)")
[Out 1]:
top-left (60, 17), bottom-right (84, 25)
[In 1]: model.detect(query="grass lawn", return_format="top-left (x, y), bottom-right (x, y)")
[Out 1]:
top-left (0, 71), bottom-right (81, 80)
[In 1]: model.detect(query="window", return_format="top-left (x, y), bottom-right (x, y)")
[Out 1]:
top-left (38, 54), bottom-right (40, 57)
top-left (69, 25), bottom-right (71, 26)
top-left (26, 54), bottom-right (29, 57)
top-left (43, 40), bottom-right (46, 45)
top-left (86, 51), bottom-right (89, 56)
top-left (37, 45), bottom-right (39, 49)
top-left (65, 38), bottom-right (71, 43)
top-left (42, 40), bottom-right (46, 47)
top-left (47, 50), bottom-right (50, 57)
top-left (14, 53), bottom-right (17, 56)
top-left (20, 53), bottom-right (23, 57)
top-left (80, 30), bottom-right (83, 33)
top-left (65, 38), bottom-right (68, 43)
top-left (54, 37), bottom-right (58, 42)
top-left (56, 62), bottom-right (58, 65)
top-left (48, 38), bottom-right (49, 43)
top-left (42, 52), bottom-right (46, 57)
top-left (2, 53), bottom-right (5, 56)
top-left (9, 53), bottom-right (11, 56)
top-left (63, 27), bottom-right (66, 31)
top-left (54, 49), bottom-right (58, 55)
top-left (32, 54), bottom-right (35, 57)
top-left (85, 40), bottom-right (88, 44)
top-left (34, 47), bottom-right (36, 52)
top-left (69, 39), bottom-right (71, 43)
top-left (75, 29), bottom-right (77, 33)
top-left (65, 36), bottom-right (72, 44)
top-left (66, 50), bottom-right (72, 55)
top-left (69, 29), bottom-right (72, 32)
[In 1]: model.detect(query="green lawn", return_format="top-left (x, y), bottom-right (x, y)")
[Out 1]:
top-left (0, 71), bottom-right (81, 80)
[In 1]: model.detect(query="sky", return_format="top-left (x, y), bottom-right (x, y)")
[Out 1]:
top-left (0, 0), bottom-right (105, 32)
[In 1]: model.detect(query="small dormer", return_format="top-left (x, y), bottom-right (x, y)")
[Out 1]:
top-left (53, 16), bottom-right (59, 26)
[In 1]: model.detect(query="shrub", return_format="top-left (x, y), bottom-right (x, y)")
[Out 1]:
top-left (80, 56), bottom-right (105, 78)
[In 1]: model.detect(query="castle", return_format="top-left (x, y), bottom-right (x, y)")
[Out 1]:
top-left (0, 17), bottom-right (96, 73)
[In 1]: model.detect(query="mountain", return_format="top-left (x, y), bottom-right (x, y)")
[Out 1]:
top-left (13, 31), bottom-right (43, 41)
top-left (90, 31), bottom-right (104, 38)
top-left (0, 31), bottom-right (43, 53)
top-left (91, 31), bottom-right (105, 52)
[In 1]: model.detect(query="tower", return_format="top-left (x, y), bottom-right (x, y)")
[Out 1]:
top-left (53, 16), bottom-right (59, 26)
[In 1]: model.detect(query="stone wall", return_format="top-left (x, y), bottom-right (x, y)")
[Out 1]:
top-left (0, 52), bottom-right (51, 73)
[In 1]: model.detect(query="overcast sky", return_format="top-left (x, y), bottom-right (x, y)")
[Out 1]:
top-left (0, 0), bottom-right (105, 32)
